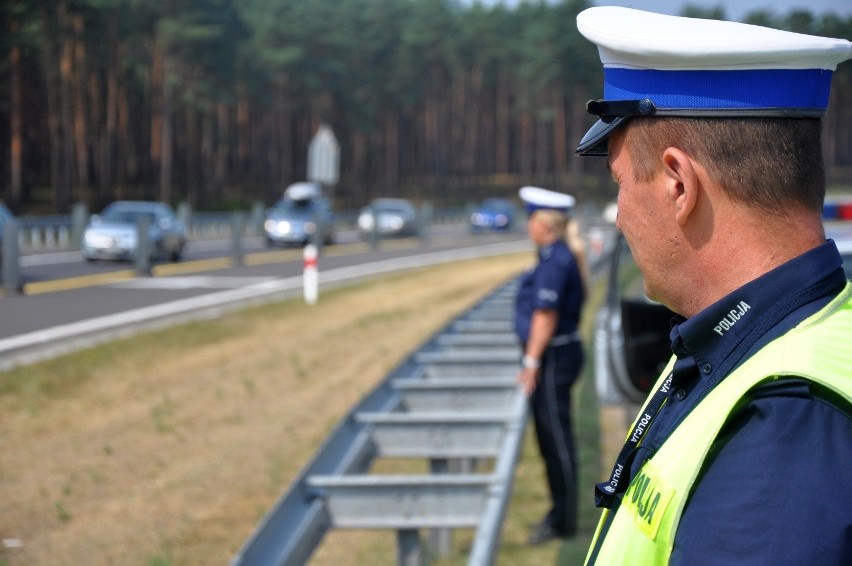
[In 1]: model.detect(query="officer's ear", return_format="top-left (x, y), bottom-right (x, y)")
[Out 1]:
top-left (661, 147), bottom-right (699, 227)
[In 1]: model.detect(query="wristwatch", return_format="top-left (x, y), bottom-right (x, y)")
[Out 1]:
top-left (522, 355), bottom-right (541, 369)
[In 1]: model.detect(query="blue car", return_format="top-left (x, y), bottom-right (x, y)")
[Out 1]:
top-left (264, 183), bottom-right (335, 246)
top-left (470, 198), bottom-right (516, 232)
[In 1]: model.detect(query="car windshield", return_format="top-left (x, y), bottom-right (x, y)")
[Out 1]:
top-left (272, 199), bottom-right (319, 218)
top-left (481, 199), bottom-right (510, 210)
top-left (372, 201), bottom-right (410, 213)
top-left (101, 209), bottom-right (159, 224)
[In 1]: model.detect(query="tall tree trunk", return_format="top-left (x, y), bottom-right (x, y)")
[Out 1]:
top-left (214, 100), bottom-right (228, 202)
top-left (117, 41), bottom-right (131, 194)
top-left (519, 112), bottom-right (533, 176)
top-left (495, 72), bottom-right (509, 174)
top-left (569, 84), bottom-right (586, 193)
top-left (463, 64), bottom-right (483, 175)
top-left (200, 102), bottom-right (214, 207)
top-left (71, 14), bottom-right (90, 193)
top-left (535, 92), bottom-right (550, 178)
top-left (185, 93), bottom-right (199, 206)
top-left (384, 109), bottom-right (399, 189)
top-left (8, 14), bottom-right (23, 207)
top-left (159, 53), bottom-right (174, 204)
top-left (39, 0), bottom-right (63, 209)
top-left (100, 9), bottom-right (119, 200)
top-left (149, 45), bottom-right (162, 168)
top-left (552, 84), bottom-right (567, 179)
top-left (158, 0), bottom-right (175, 204)
top-left (450, 71), bottom-right (466, 175)
top-left (58, 0), bottom-right (74, 212)
top-left (278, 80), bottom-right (293, 187)
top-left (352, 130), bottom-right (367, 200)
top-left (237, 83), bottom-right (250, 175)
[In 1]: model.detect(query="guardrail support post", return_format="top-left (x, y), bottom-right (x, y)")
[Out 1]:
top-left (135, 215), bottom-right (152, 275)
top-left (311, 209), bottom-right (324, 257)
top-left (71, 202), bottom-right (88, 249)
top-left (429, 458), bottom-right (453, 558)
top-left (177, 202), bottom-right (192, 237)
top-left (2, 220), bottom-right (22, 294)
top-left (397, 529), bottom-right (424, 566)
top-left (231, 212), bottom-right (245, 265)
top-left (417, 202), bottom-right (432, 248)
top-left (250, 202), bottom-right (265, 237)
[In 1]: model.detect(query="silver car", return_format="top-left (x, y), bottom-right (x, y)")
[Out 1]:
top-left (357, 198), bottom-right (419, 239)
top-left (83, 201), bottom-right (186, 262)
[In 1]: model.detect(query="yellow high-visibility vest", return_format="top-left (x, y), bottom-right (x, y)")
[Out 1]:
top-left (586, 282), bottom-right (852, 565)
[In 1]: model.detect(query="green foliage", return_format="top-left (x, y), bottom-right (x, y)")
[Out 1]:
top-left (3, 0), bottom-right (851, 211)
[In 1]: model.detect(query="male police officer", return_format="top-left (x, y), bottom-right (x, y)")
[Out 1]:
top-left (514, 186), bottom-right (585, 544)
top-left (574, 7), bottom-right (852, 565)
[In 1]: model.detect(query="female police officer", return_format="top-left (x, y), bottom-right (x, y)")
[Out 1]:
top-left (514, 186), bottom-right (586, 544)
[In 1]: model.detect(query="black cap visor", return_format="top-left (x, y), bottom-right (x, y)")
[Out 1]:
top-left (575, 115), bottom-right (629, 157)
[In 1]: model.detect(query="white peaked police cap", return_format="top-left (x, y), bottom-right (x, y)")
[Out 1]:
top-left (574, 6), bottom-right (852, 156)
top-left (519, 186), bottom-right (576, 214)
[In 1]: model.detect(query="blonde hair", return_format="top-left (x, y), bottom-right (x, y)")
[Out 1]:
top-left (533, 209), bottom-right (589, 293)
top-left (533, 209), bottom-right (568, 234)
top-left (566, 218), bottom-right (589, 293)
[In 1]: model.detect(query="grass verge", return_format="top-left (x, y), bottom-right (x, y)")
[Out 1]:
top-left (0, 252), bottom-right (609, 565)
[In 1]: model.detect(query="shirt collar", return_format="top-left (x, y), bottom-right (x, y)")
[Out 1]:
top-left (670, 240), bottom-right (844, 373)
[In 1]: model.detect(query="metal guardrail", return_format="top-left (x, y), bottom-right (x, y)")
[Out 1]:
top-left (9, 204), bottom-right (475, 252)
top-left (231, 278), bottom-right (525, 566)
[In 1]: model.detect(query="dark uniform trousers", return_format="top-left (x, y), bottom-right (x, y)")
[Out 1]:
top-left (529, 339), bottom-right (583, 536)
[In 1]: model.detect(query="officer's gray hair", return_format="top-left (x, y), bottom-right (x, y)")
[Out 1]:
top-left (624, 117), bottom-right (825, 216)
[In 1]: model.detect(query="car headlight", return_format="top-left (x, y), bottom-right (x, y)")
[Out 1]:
top-left (358, 214), bottom-right (374, 230)
top-left (304, 222), bottom-right (316, 235)
top-left (265, 220), bottom-right (291, 235)
top-left (388, 215), bottom-right (404, 230)
top-left (495, 214), bottom-right (508, 226)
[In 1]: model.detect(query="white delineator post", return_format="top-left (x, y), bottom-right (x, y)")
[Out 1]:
top-left (303, 244), bottom-right (319, 305)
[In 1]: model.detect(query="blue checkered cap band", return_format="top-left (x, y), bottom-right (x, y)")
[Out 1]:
top-left (519, 186), bottom-right (575, 213)
top-left (574, 7), bottom-right (852, 156)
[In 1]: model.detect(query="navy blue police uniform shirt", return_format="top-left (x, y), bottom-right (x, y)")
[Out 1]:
top-left (514, 240), bottom-right (584, 344)
top-left (619, 240), bottom-right (851, 565)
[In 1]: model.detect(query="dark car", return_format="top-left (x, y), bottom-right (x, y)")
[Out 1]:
top-left (264, 182), bottom-right (335, 246)
top-left (357, 198), bottom-right (419, 239)
top-left (469, 198), bottom-right (516, 232)
top-left (82, 201), bottom-right (187, 262)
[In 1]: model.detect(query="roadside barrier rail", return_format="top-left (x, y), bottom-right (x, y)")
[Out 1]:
top-left (231, 278), bottom-right (525, 566)
top-left (8, 205), bottom-right (475, 252)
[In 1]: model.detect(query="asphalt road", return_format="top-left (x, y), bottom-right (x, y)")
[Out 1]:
top-left (0, 226), bottom-right (531, 370)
